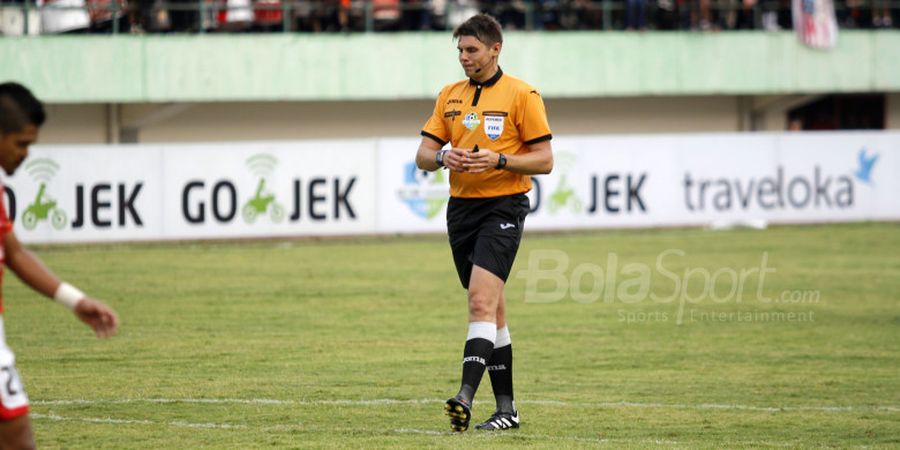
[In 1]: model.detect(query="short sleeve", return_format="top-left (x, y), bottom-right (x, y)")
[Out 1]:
top-left (0, 186), bottom-right (11, 234)
top-left (518, 88), bottom-right (552, 145)
top-left (421, 87), bottom-right (450, 146)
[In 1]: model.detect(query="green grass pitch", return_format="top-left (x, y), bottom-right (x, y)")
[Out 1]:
top-left (4, 222), bottom-right (899, 448)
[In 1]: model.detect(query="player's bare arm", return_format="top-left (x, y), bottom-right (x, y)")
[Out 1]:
top-left (415, 137), bottom-right (443, 171)
top-left (463, 140), bottom-right (553, 175)
top-left (416, 138), bottom-right (468, 172)
top-left (3, 231), bottom-right (119, 338)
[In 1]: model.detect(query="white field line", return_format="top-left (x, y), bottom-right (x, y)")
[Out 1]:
top-left (393, 428), bottom-right (618, 444)
top-left (30, 398), bottom-right (900, 413)
top-left (30, 413), bottom-right (245, 430)
top-left (28, 413), bottom-right (802, 448)
top-left (29, 414), bottom-right (652, 445)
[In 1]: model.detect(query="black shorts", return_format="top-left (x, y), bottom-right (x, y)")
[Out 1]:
top-left (447, 193), bottom-right (530, 289)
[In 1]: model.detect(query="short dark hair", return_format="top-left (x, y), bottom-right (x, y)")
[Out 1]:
top-left (453, 14), bottom-right (503, 46)
top-left (0, 82), bottom-right (46, 133)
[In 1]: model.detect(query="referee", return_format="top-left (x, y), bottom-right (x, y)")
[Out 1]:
top-left (415, 14), bottom-right (553, 432)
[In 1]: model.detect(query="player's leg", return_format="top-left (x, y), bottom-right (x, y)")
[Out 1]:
top-left (459, 267), bottom-right (504, 406)
top-left (489, 290), bottom-right (514, 412)
top-left (446, 265), bottom-right (503, 431)
top-left (0, 323), bottom-right (33, 448)
top-left (0, 414), bottom-right (35, 449)
top-left (445, 198), bottom-right (491, 431)
top-left (477, 290), bottom-right (519, 431)
top-left (467, 265), bottom-right (503, 323)
top-left (475, 194), bottom-right (529, 431)
top-left (495, 290), bottom-right (507, 329)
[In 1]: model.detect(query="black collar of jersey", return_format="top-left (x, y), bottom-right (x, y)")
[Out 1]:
top-left (468, 67), bottom-right (503, 88)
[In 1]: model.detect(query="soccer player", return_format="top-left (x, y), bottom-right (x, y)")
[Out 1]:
top-left (415, 14), bottom-right (553, 432)
top-left (0, 82), bottom-right (119, 449)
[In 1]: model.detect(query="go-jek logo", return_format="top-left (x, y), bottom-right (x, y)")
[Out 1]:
top-left (544, 152), bottom-right (583, 215)
top-left (528, 151), bottom-right (648, 216)
top-left (242, 154), bottom-right (285, 224)
top-left (181, 153), bottom-right (356, 225)
top-left (397, 162), bottom-right (449, 220)
top-left (21, 158), bottom-right (67, 230)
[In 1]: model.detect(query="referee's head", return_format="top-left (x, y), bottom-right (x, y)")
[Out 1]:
top-left (453, 14), bottom-right (503, 48)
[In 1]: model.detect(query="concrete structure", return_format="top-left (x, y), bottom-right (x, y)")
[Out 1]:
top-left (2, 31), bottom-right (898, 143)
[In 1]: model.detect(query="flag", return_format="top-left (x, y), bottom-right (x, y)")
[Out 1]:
top-left (793, 0), bottom-right (839, 50)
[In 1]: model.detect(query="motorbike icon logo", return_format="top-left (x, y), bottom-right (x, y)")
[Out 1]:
top-left (242, 178), bottom-right (285, 223)
top-left (22, 183), bottom-right (67, 230)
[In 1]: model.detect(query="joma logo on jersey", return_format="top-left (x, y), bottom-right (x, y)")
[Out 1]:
top-left (447, 99), bottom-right (463, 105)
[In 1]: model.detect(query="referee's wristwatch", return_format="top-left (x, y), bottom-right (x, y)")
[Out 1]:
top-left (495, 153), bottom-right (507, 170)
top-left (435, 149), bottom-right (448, 167)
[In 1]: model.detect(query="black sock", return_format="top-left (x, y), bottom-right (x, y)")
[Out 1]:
top-left (487, 344), bottom-right (514, 413)
top-left (457, 338), bottom-right (495, 405)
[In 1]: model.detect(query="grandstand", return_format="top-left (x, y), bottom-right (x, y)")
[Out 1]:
top-left (0, 2), bottom-right (897, 146)
top-left (0, 32), bottom-right (897, 144)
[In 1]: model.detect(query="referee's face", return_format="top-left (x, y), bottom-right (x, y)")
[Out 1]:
top-left (457, 36), bottom-right (499, 81)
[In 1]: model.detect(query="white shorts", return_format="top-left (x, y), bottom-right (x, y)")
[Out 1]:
top-left (0, 317), bottom-right (28, 421)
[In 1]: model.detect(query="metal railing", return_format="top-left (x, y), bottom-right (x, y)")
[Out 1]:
top-left (0, 0), bottom-right (897, 35)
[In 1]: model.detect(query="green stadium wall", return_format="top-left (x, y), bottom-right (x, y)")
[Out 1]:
top-left (1, 31), bottom-right (898, 103)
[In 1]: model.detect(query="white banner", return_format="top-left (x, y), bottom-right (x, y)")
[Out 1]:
top-left (3, 132), bottom-right (897, 244)
top-left (5, 141), bottom-right (376, 243)
top-left (377, 132), bottom-right (900, 232)
top-left (376, 138), bottom-right (450, 234)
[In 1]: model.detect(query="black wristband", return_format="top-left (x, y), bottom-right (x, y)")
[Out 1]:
top-left (495, 153), bottom-right (507, 170)
top-left (435, 150), bottom-right (447, 167)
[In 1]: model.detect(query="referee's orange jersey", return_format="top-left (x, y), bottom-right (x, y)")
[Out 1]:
top-left (421, 68), bottom-right (552, 199)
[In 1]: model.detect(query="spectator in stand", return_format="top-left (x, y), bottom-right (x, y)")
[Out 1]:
top-left (429, 0), bottom-right (449, 29)
top-left (561, 0), bottom-right (594, 30)
top-left (338, 0), bottom-right (351, 30)
top-left (168, 0), bottom-right (199, 31)
top-left (402, 0), bottom-right (434, 30)
top-left (312, 0), bottom-right (349, 31)
top-left (125, 0), bottom-right (156, 32)
top-left (734, 0), bottom-right (756, 29)
top-left (872, 0), bottom-right (893, 27)
top-left (23, 0), bottom-right (900, 33)
top-left (445, 0), bottom-right (479, 29)
top-left (373, 0), bottom-right (401, 30)
top-left (760, 0), bottom-right (781, 30)
top-left (717, 0), bottom-right (737, 29)
top-left (532, 0), bottom-right (560, 30)
top-left (576, 0), bottom-right (604, 29)
top-left (39, 0), bottom-right (91, 33)
top-left (251, 0), bottom-right (284, 31)
top-left (86, 0), bottom-right (129, 32)
top-left (1, 0), bottom-right (42, 35)
top-left (655, 0), bottom-right (679, 29)
top-left (217, 0), bottom-right (251, 31)
top-left (695, 0), bottom-right (712, 29)
top-left (625, 0), bottom-right (647, 29)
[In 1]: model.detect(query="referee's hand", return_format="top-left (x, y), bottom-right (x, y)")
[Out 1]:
top-left (462, 148), bottom-right (498, 173)
top-left (444, 148), bottom-right (470, 172)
